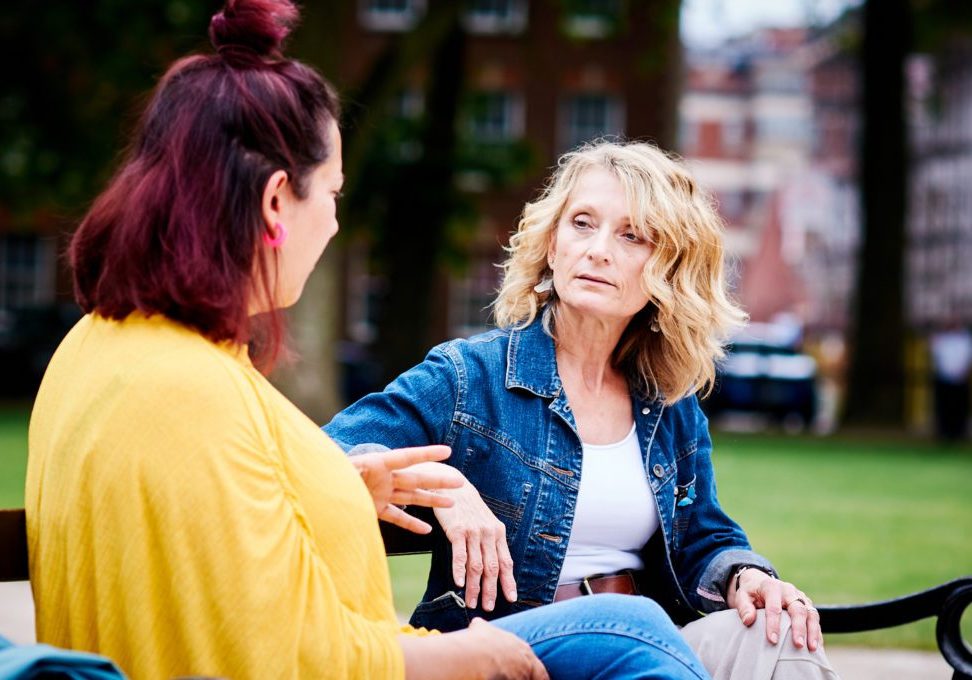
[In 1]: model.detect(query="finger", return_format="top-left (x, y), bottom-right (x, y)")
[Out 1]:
top-left (763, 582), bottom-right (783, 645)
top-left (391, 467), bottom-right (464, 493)
top-left (786, 599), bottom-right (809, 649)
top-left (480, 534), bottom-right (500, 612)
top-left (380, 445), bottom-right (452, 471)
top-left (497, 531), bottom-right (518, 603)
top-left (464, 530), bottom-right (484, 609)
top-left (734, 591), bottom-right (757, 627)
top-left (450, 530), bottom-right (468, 588)
top-left (378, 505), bottom-right (433, 534)
top-left (529, 653), bottom-right (550, 680)
top-left (391, 488), bottom-right (455, 509)
top-left (801, 595), bottom-right (821, 652)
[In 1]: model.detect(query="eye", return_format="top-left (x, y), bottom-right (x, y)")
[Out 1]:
top-left (572, 215), bottom-right (593, 230)
top-left (621, 230), bottom-right (644, 244)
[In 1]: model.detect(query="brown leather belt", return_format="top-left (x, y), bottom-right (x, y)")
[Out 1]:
top-left (554, 571), bottom-right (641, 602)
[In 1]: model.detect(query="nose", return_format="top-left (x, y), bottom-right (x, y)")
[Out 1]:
top-left (586, 227), bottom-right (613, 264)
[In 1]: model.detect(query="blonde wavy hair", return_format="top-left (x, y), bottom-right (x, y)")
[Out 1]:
top-left (493, 140), bottom-right (747, 404)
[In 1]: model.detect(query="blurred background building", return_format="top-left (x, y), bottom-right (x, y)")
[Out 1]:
top-left (2, 0), bottom-right (972, 436)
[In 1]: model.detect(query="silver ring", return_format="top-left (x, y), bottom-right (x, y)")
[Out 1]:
top-left (785, 597), bottom-right (807, 609)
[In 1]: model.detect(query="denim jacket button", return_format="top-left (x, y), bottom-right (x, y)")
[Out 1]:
top-left (652, 463), bottom-right (665, 478)
top-left (641, 407), bottom-right (651, 415)
top-left (564, 404), bottom-right (571, 412)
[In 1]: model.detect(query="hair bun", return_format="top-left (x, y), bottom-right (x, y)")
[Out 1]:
top-left (209, 0), bottom-right (298, 62)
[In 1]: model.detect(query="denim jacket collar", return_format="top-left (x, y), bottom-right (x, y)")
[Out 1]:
top-left (505, 318), bottom-right (562, 398)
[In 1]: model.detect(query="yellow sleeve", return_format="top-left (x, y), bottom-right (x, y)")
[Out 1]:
top-left (90, 353), bottom-right (405, 679)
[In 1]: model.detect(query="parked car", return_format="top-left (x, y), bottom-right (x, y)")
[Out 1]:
top-left (704, 326), bottom-right (818, 429)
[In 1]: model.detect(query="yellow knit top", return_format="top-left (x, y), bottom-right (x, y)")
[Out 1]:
top-left (26, 313), bottom-right (414, 679)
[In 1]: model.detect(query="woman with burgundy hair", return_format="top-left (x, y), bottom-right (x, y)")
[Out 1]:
top-left (25, 1), bottom-right (708, 679)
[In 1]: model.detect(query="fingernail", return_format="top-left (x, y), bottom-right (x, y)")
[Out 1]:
top-left (770, 633), bottom-right (779, 644)
top-left (795, 636), bottom-right (804, 647)
top-left (509, 590), bottom-right (518, 602)
top-left (469, 598), bottom-right (477, 609)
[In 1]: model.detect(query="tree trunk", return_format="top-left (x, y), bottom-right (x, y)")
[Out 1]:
top-left (844, 0), bottom-right (911, 427)
top-left (373, 15), bottom-right (466, 384)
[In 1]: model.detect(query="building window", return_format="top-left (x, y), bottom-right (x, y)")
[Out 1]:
top-left (678, 119), bottom-right (698, 154)
top-left (722, 120), bottom-right (745, 152)
top-left (449, 255), bottom-right (500, 337)
top-left (468, 91), bottom-right (525, 143)
top-left (463, 0), bottom-right (527, 34)
top-left (0, 234), bottom-right (56, 309)
top-left (561, 93), bottom-right (624, 151)
top-left (359, 0), bottom-right (426, 32)
top-left (563, 0), bottom-right (622, 39)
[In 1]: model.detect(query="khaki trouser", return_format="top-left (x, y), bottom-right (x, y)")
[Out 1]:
top-left (680, 609), bottom-right (841, 680)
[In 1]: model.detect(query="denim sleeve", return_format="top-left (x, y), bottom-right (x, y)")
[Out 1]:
top-left (323, 344), bottom-right (460, 453)
top-left (673, 400), bottom-right (776, 614)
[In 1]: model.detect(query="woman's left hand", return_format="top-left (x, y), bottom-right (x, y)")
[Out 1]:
top-left (728, 568), bottom-right (822, 652)
top-left (350, 445), bottom-right (464, 534)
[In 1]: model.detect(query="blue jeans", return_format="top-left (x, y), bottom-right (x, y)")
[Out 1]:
top-left (493, 594), bottom-right (709, 680)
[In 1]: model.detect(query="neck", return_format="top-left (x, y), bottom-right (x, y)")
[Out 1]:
top-left (554, 306), bottom-right (629, 393)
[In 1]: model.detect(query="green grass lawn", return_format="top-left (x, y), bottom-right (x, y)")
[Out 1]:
top-left (3, 403), bottom-right (969, 649)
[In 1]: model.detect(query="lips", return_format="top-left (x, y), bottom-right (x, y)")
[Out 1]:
top-left (577, 274), bottom-right (615, 286)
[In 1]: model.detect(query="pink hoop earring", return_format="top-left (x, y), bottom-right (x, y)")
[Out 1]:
top-left (263, 222), bottom-right (288, 248)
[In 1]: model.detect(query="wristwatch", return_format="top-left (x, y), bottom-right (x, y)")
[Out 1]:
top-left (729, 563), bottom-right (777, 595)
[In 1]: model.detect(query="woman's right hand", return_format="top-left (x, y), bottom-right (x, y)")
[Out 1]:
top-left (429, 469), bottom-right (518, 611)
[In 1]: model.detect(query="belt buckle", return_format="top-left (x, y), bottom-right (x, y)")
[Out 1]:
top-left (580, 575), bottom-right (595, 596)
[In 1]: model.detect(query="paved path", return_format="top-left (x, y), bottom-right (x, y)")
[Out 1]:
top-left (0, 581), bottom-right (955, 678)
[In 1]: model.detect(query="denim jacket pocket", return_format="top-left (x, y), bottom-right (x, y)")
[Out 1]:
top-left (480, 482), bottom-right (533, 542)
top-left (410, 590), bottom-right (471, 632)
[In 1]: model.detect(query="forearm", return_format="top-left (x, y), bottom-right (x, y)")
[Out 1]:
top-left (400, 634), bottom-right (464, 680)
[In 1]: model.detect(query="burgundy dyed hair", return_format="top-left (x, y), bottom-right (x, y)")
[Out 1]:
top-left (70, 0), bottom-right (340, 371)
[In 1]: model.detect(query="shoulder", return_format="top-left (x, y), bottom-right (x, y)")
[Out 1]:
top-left (657, 393), bottom-right (709, 446)
top-left (430, 327), bottom-right (511, 381)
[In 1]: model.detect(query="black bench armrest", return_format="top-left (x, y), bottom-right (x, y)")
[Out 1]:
top-left (380, 514), bottom-right (435, 555)
top-left (818, 577), bottom-right (972, 679)
top-left (0, 508), bottom-right (28, 582)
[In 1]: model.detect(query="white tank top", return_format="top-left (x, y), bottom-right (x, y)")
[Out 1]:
top-left (558, 423), bottom-right (659, 585)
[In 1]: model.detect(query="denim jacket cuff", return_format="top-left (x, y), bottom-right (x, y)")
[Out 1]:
top-left (694, 548), bottom-right (776, 613)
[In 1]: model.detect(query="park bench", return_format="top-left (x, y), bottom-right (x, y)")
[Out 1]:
top-left (2, 507), bottom-right (970, 679)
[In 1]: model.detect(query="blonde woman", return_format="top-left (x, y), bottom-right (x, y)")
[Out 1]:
top-left (326, 141), bottom-right (839, 679)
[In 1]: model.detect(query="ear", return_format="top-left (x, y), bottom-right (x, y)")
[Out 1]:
top-left (261, 170), bottom-right (291, 232)
top-left (547, 227), bottom-right (558, 269)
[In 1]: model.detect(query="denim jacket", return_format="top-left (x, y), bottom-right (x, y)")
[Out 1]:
top-left (324, 318), bottom-right (775, 632)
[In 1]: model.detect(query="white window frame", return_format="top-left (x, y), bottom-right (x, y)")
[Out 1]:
top-left (559, 93), bottom-right (625, 151)
top-left (359, 0), bottom-right (426, 32)
top-left (0, 234), bottom-right (56, 309)
top-left (468, 90), bottom-right (525, 143)
top-left (462, 0), bottom-right (528, 35)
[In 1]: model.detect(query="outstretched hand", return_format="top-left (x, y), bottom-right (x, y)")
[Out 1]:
top-left (350, 446), bottom-right (463, 534)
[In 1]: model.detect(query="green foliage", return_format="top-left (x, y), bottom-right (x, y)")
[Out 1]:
top-left (0, 0), bottom-right (211, 228)
top-left (0, 406), bottom-right (29, 507)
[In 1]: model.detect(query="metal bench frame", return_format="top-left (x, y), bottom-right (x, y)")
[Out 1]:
top-left (3, 508), bottom-right (969, 678)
